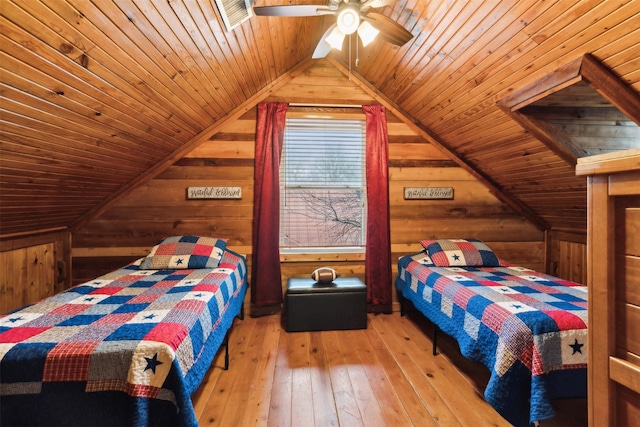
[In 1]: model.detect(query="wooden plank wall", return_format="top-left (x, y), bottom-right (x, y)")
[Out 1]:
top-left (0, 231), bottom-right (72, 313)
top-left (546, 229), bottom-right (587, 284)
top-left (71, 62), bottom-right (545, 312)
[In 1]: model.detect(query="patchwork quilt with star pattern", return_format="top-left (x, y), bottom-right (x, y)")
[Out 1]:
top-left (0, 249), bottom-right (247, 427)
top-left (395, 251), bottom-right (587, 427)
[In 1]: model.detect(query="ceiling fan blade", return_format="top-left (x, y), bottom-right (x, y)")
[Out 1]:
top-left (360, 0), bottom-right (397, 11)
top-left (253, 5), bottom-right (333, 17)
top-left (312, 24), bottom-right (338, 59)
top-left (366, 12), bottom-right (413, 46)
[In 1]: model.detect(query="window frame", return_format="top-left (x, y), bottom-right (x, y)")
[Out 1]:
top-left (279, 114), bottom-right (367, 254)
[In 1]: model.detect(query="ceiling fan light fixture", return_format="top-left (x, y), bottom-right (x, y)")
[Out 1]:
top-left (336, 4), bottom-right (360, 34)
top-left (357, 21), bottom-right (379, 47)
top-left (325, 26), bottom-right (346, 50)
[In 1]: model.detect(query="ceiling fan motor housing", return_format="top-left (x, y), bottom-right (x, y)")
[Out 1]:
top-left (337, 2), bottom-right (361, 35)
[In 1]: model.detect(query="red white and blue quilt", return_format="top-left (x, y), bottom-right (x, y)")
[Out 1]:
top-left (395, 252), bottom-right (587, 427)
top-left (0, 249), bottom-right (247, 427)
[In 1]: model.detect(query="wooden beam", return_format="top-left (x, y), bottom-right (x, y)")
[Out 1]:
top-left (325, 57), bottom-right (549, 231)
top-left (70, 58), bottom-right (317, 231)
top-left (0, 226), bottom-right (70, 241)
top-left (498, 56), bottom-right (585, 111)
top-left (576, 148), bottom-right (640, 176)
top-left (585, 173), bottom-right (616, 427)
top-left (580, 53), bottom-right (640, 126)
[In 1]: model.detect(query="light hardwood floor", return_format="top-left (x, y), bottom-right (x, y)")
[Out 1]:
top-left (192, 311), bottom-right (587, 427)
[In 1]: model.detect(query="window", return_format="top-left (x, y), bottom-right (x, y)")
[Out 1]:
top-left (280, 117), bottom-right (366, 252)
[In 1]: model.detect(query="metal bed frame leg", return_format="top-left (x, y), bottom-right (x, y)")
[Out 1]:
top-left (397, 291), bottom-right (438, 356)
top-left (433, 324), bottom-right (439, 356)
top-left (222, 330), bottom-right (230, 370)
top-left (221, 300), bottom-right (245, 371)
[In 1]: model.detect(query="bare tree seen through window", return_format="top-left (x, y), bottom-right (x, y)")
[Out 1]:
top-left (282, 189), bottom-right (363, 246)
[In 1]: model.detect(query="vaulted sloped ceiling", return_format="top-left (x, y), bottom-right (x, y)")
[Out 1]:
top-left (1, 0), bottom-right (639, 238)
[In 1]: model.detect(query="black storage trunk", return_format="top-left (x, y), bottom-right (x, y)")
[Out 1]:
top-left (284, 277), bottom-right (367, 332)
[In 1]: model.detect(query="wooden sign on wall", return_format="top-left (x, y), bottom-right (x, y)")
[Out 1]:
top-left (187, 187), bottom-right (242, 199)
top-left (403, 187), bottom-right (454, 200)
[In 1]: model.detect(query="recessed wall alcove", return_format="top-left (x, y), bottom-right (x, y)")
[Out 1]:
top-left (498, 54), bottom-right (640, 166)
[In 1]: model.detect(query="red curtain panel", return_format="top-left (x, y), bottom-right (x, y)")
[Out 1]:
top-left (251, 102), bottom-right (289, 316)
top-left (363, 105), bottom-right (393, 313)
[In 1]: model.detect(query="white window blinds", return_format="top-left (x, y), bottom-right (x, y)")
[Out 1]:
top-left (280, 118), bottom-right (366, 249)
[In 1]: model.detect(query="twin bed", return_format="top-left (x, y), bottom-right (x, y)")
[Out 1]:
top-left (0, 235), bottom-right (588, 427)
top-left (0, 235), bottom-right (247, 427)
top-left (395, 239), bottom-right (588, 427)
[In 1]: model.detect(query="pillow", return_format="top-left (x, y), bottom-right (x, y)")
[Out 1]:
top-left (311, 267), bottom-right (339, 284)
top-left (409, 250), bottom-right (434, 265)
top-left (140, 235), bottom-right (227, 270)
top-left (421, 238), bottom-right (499, 267)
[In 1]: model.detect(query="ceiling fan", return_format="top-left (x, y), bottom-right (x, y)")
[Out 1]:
top-left (253, 0), bottom-right (413, 59)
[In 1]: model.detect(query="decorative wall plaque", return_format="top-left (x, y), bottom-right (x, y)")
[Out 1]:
top-left (187, 186), bottom-right (242, 199)
top-left (403, 187), bottom-right (454, 200)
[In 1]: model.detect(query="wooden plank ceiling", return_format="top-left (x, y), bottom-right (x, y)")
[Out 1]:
top-left (1, 0), bottom-right (639, 238)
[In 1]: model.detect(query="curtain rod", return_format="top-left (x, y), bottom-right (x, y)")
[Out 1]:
top-left (288, 103), bottom-right (363, 108)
